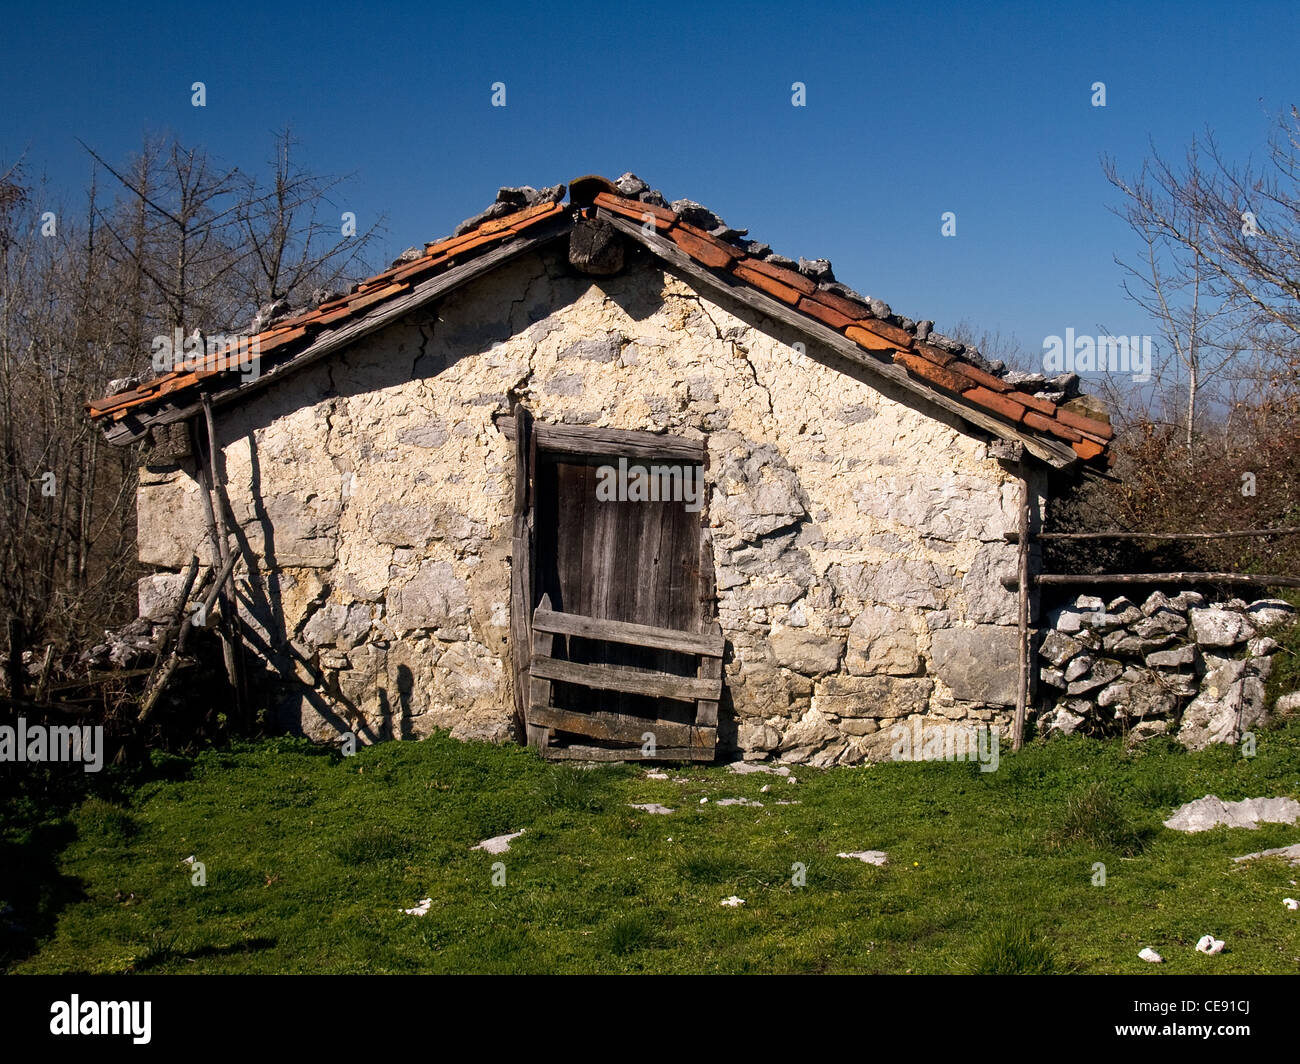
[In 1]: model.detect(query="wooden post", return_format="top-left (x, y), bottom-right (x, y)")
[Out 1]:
top-left (528, 593), bottom-right (555, 754)
top-left (510, 404), bottom-right (543, 748)
top-left (1013, 478), bottom-right (1031, 752)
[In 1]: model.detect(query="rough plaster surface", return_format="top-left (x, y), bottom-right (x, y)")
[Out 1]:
top-left (137, 248), bottom-right (1042, 762)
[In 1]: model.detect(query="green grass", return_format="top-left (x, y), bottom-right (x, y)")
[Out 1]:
top-left (2, 722), bottom-right (1299, 974)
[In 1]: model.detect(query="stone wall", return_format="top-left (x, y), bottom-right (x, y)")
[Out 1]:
top-left (1035, 591), bottom-right (1296, 748)
top-left (136, 246), bottom-right (1047, 764)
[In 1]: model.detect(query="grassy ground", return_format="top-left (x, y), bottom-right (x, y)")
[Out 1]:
top-left (3, 721), bottom-right (1299, 974)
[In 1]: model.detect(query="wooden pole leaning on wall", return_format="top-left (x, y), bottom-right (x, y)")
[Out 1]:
top-left (200, 394), bottom-right (247, 724)
top-left (1013, 478), bottom-right (1031, 753)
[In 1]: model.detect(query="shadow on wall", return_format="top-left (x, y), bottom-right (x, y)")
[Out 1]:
top-left (225, 432), bottom-right (365, 744)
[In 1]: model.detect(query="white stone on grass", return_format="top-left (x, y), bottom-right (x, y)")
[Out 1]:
top-left (1195, 935), bottom-right (1225, 955)
top-left (720, 896), bottom-right (745, 907)
top-left (1163, 795), bottom-right (1300, 833)
top-left (716, 797), bottom-right (764, 807)
top-left (1283, 898), bottom-right (1298, 910)
top-left (629, 803), bottom-right (674, 815)
top-left (727, 761), bottom-right (791, 776)
top-left (1232, 843), bottom-right (1300, 866)
top-left (837, 850), bottom-right (888, 865)
top-left (402, 898), bottom-right (432, 916)
top-left (645, 771), bottom-right (669, 780)
top-left (472, 829), bottom-right (525, 854)
top-left (1138, 947), bottom-right (1163, 963)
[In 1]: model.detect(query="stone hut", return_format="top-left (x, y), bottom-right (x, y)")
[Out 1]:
top-left (87, 174), bottom-right (1114, 765)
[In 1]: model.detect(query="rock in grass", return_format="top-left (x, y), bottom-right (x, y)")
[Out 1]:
top-left (1195, 935), bottom-right (1225, 955)
top-left (1138, 947), bottom-right (1163, 963)
top-left (720, 896), bottom-right (745, 907)
top-left (472, 829), bottom-right (525, 854)
top-left (1232, 843), bottom-right (1300, 866)
top-left (629, 803), bottom-right (674, 815)
top-left (1164, 795), bottom-right (1300, 833)
top-left (837, 850), bottom-right (888, 865)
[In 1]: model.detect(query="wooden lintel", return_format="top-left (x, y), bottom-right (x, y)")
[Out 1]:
top-left (496, 416), bottom-right (705, 463)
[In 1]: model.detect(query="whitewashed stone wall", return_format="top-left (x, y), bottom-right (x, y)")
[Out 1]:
top-left (137, 247), bottom-right (1046, 764)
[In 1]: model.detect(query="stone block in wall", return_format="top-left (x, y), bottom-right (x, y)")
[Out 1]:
top-left (242, 492), bottom-right (341, 568)
top-left (829, 559), bottom-right (951, 610)
top-left (726, 663), bottom-right (813, 719)
top-left (301, 602), bottom-right (373, 649)
top-left (962, 541), bottom-right (1019, 624)
top-left (845, 605), bottom-right (920, 676)
top-left (930, 625), bottom-right (1018, 705)
top-left (1190, 607), bottom-right (1257, 648)
top-left (769, 627), bottom-right (844, 676)
top-left (853, 475), bottom-right (1018, 543)
top-left (387, 560), bottom-right (469, 634)
top-left (138, 470), bottom-right (215, 568)
top-left (812, 675), bottom-right (934, 719)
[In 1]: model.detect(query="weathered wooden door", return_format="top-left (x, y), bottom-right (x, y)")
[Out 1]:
top-left (506, 417), bottom-right (721, 760)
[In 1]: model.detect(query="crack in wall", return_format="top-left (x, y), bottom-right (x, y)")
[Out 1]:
top-left (690, 294), bottom-right (776, 420)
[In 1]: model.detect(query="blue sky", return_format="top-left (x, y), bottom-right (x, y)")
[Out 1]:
top-left (2, 0), bottom-right (1297, 367)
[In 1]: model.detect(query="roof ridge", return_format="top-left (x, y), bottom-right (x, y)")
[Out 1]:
top-left (86, 174), bottom-right (1112, 466)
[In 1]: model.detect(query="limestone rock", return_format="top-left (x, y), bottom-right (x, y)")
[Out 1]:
top-left (1190, 607), bottom-right (1256, 647)
top-left (929, 625), bottom-right (1018, 704)
top-left (1245, 599), bottom-right (1297, 629)
top-left (1145, 644), bottom-right (1196, 668)
top-left (962, 542), bottom-right (1019, 624)
top-left (769, 627), bottom-right (844, 676)
top-left (137, 571), bottom-right (190, 621)
top-left (1164, 795), bottom-right (1300, 833)
top-left (812, 675), bottom-right (934, 719)
top-left (1039, 703), bottom-right (1085, 737)
top-left (845, 605), bottom-right (919, 676)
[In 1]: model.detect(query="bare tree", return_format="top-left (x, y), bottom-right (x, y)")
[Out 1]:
top-left (0, 130), bottom-right (386, 676)
top-left (1103, 108), bottom-right (1300, 440)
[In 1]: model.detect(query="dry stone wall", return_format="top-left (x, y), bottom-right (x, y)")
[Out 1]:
top-left (136, 246), bottom-right (1046, 764)
top-left (1035, 591), bottom-right (1296, 748)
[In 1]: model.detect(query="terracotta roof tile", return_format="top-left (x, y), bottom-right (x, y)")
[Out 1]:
top-left (953, 362), bottom-right (1012, 394)
top-left (733, 263), bottom-right (804, 305)
top-left (845, 324), bottom-right (900, 353)
top-left (1022, 409), bottom-right (1082, 442)
top-left (894, 350), bottom-right (969, 394)
top-left (962, 385), bottom-right (1025, 424)
top-left (916, 342), bottom-right (957, 367)
top-left (668, 225), bottom-right (737, 269)
top-left (804, 288), bottom-right (871, 321)
top-left (591, 192), bottom-right (676, 230)
top-left (795, 295), bottom-right (855, 330)
top-left (1055, 406), bottom-right (1114, 441)
top-left (847, 317), bottom-right (913, 350)
top-left (733, 256), bottom-right (817, 296)
top-left (1072, 438), bottom-right (1106, 460)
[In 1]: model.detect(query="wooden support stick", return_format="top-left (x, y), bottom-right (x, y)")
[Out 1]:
top-left (1035, 572), bottom-right (1300, 589)
top-left (139, 549), bottom-right (240, 722)
top-left (1036, 526), bottom-right (1300, 541)
top-left (200, 394), bottom-right (246, 722)
top-left (1013, 481), bottom-right (1031, 752)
